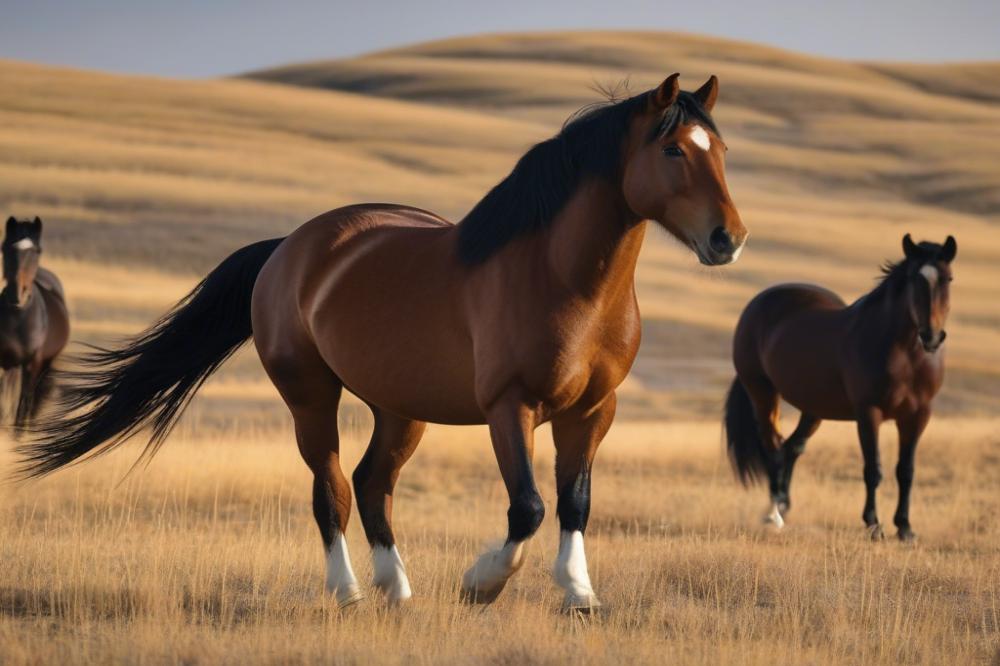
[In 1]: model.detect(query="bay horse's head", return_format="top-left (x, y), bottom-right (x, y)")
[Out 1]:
top-left (622, 74), bottom-right (747, 265)
top-left (902, 233), bottom-right (956, 352)
top-left (3, 216), bottom-right (43, 308)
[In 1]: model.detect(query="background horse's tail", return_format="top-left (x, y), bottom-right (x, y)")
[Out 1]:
top-left (16, 238), bottom-right (284, 478)
top-left (724, 377), bottom-right (770, 485)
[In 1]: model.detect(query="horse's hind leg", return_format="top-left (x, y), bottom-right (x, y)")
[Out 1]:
top-left (265, 351), bottom-right (362, 607)
top-left (744, 379), bottom-right (786, 528)
top-left (777, 412), bottom-right (821, 515)
top-left (352, 408), bottom-right (425, 603)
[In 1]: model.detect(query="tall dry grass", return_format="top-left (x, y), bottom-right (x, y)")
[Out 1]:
top-left (0, 417), bottom-right (996, 664)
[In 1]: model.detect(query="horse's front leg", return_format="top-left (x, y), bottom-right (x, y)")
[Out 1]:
top-left (856, 409), bottom-right (884, 539)
top-left (461, 387), bottom-right (543, 604)
top-left (551, 393), bottom-right (616, 612)
top-left (894, 409), bottom-right (929, 542)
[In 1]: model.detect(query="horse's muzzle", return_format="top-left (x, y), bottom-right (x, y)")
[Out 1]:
top-left (920, 329), bottom-right (946, 353)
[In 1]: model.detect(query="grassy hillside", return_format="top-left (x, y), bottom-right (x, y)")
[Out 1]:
top-left (2, 31), bottom-right (1000, 424)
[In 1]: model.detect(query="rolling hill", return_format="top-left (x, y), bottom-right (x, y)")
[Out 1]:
top-left (2, 31), bottom-right (999, 422)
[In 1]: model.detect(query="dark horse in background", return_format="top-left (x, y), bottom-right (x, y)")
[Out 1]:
top-left (20, 73), bottom-right (747, 611)
top-left (0, 217), bottom-right (69, 429)
top-left (725, 235), bottom-right (956, 541)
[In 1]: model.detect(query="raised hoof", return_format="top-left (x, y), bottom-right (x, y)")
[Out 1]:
top-left (336, 589), bottom-right (365, 609)
top-left (867, 523), bottom-right (885, 541)
top-left (562, 593), bottom-right (603, 616)
top-left (897, 527), bottom-right (917, 542)
top-left (460, 580), bottom-right (508, 605)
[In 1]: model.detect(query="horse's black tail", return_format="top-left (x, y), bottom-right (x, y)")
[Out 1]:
top-left (16, 238), bottom-right (284, 479)
top-left (724, 377), bottom-right (770, 485)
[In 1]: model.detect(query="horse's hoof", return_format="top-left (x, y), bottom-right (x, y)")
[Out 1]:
top-left (336, 589), bottom-right (365, 609)
top-left (867, 524), bottom-right (885, 541)
top-left (460, 580), bottom-right (507, 605)
top-left (562, 592), bottom-right (603, 616)
top-left (763, 504), bottom-right (785, 530)
top-left (897, 528), bottom-right (917, 542)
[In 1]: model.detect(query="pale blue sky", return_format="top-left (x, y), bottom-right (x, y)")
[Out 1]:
top-left (2, 0), bottom-right (998, 77)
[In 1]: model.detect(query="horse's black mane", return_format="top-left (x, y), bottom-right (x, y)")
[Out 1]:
top-left (456, 89), bottom-right (719, 265)
top-left (875, 240), bottom-right (945, 293)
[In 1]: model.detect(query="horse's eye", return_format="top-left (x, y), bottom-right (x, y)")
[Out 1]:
top-left (662, 144), bottom-right (684, 158)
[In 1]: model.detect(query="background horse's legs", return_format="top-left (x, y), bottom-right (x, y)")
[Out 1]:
top-left (894, 410), bottom-right (930, 542)
top-left (27, 360), bottom-right (54, 422)
top-left (856, 410), bottom-right (884, 539)
top-left (14, 360), bottom-right (41, 432)
top-left (550, 393), bottom-right (615, 612)
top-left (461, 390), bottom-right (542, 604)
top-left (352, 408), bottom-right (425, 603)
top-left (745, 380), bottom-right (785, 528)
top-left (777, 413), bottom-right (822, 515)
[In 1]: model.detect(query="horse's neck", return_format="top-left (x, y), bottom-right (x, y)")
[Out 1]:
top-left (545, 179), bottom-right (645, 300)
top-left (860, 281), bottom-right (917, 353)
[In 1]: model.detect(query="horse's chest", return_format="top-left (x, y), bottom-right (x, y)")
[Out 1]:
top-left (527, 308), bottom-right (641, 411)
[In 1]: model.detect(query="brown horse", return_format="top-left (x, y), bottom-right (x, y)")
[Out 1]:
top-left (20, 74), bottom-right (746, 611)
top-left (0, 217), bottom-right (69, 429)
top-left (725, 235), bottom-right (955, 541)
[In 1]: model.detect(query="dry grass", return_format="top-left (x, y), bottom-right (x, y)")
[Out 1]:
top-left (0, 417), bottom-right (996, 664)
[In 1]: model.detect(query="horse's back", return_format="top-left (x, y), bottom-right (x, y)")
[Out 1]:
top-left (734, 283), bottom-right (855, 419)
top-left (35, 267), bottom-right (70, 361)
top-left (35, 267), bottom-right (66, 302)
top-left (252, 204), bottom-right (482, 424)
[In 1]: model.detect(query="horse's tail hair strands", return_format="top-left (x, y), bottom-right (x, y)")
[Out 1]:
top-left (723, 377), bottom-right (770, 485)
top-left (15, 238), bottom-right (285, 479)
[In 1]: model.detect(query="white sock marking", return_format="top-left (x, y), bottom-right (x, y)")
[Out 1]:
top-left (372, 544), bottom-right (412, 603)
top-left (920, 264), bottom-right (938, 289)
top-left (326, 532), bottom-right (362, 605)
top-left (462, 540), bottom-right (524, 593)
top-left (553, 530), bottom-right (597, 605)
top-left (764, 501), bottom-right (785, 529)
top-left (689, 125), bottom-right (711, 151)
top-left (13, 238), bottom-right (34, 250)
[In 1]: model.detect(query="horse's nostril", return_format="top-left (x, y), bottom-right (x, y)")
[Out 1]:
top-left (709, 226), bottom-right (733, 254)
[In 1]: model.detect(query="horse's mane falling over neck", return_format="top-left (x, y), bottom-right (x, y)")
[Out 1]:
top-left (456, 89), bottom-right (719, 265)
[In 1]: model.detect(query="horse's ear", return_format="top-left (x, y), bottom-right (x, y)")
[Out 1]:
top-left (651, 73), bottom-right (680, 110)
top-left (941, 235), bottom-right (957, 262)
top-left (31, 216), bottom-right (42, 237)
top-left (6, 217), bottom-right (15, 237)
top-left (902, 233), bottom-right (918, 259)
top-left (693, 75), bottom-right (719, 112)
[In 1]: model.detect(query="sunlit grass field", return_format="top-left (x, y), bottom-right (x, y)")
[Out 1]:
top-left (0, 418), bottom-right (996, 664)
top-left (0, 30), bottom-right (998, 664)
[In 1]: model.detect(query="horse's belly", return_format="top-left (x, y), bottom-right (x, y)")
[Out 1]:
top-left (306, 224), bottom-right (483, 425)
top-left (762, 323), bottom-right (855, 420)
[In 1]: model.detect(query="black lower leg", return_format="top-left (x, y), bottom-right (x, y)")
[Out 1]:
top-left (556, 468), bottom-right (591, 534)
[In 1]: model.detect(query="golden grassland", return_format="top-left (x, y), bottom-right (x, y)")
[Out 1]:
top-left (0, 30), bottom-right (999, 663)
top-left (0, 418), bottom-right (997, 664)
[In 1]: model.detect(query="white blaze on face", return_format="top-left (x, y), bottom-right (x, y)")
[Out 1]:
top-left (13, 238), bottom-right (34, 250)
top-left (326, 532), bottom-right (362, 606)
top-left (553, 530), bottom-right (597, 604)
top-left (920, 264), bottom-right (939, 290)
top-left (372, 544), bottom-right (413, 603)
top-left (689, 125), bottom-right (711, 151)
